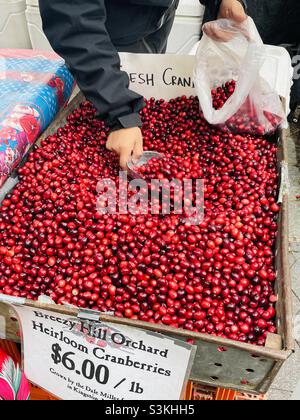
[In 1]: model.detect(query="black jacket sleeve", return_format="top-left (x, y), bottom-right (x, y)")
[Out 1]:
top-left (39, 0), bottom-right (145, 130)
top-left (199, 0), bottom-right (247, 6)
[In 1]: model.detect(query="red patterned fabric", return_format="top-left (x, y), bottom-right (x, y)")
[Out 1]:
top-left (0, 348), bottom-right (30, 400)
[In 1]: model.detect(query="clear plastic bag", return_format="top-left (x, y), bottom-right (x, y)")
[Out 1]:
top-left (194, 17), bottom-right (286, 135)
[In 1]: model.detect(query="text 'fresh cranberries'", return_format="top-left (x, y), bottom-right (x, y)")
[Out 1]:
top-left (0, 96), bottom-right (280, 346)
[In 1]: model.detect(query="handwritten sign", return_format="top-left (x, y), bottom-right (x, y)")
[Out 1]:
top-left (120, 53), bottom-right (196, 101)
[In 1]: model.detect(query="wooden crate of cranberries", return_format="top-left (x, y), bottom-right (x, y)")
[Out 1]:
top-left (0, 92), bottom-right (294, 395)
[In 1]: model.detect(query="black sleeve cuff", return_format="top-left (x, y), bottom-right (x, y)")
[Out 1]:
top-left (108, 112), bottom-right (143, 132)
top-left (200, 0), bottom-right (247, 10)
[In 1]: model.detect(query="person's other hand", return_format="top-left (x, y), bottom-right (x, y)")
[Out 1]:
top-left (218, 0), bottom-right (247, 22)
top-left (203, 0), bottom-right (247, 42)
top-left (106, 127), bottom-right (143, 170)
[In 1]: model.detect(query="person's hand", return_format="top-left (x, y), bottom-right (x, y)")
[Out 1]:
top-left (106, 127), bottom-right (143, 170)
top-left (203, 0), bottom-right (247, 42)
top-left (218, 0), bottom-right (247, 22)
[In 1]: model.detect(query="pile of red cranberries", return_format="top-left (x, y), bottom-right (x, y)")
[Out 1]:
top-left (211, 80), bottom-right (282, 136)
top-left (0, 95), bottom-right (280, 346)
top-left (212, 80), bottom-right (236, 110)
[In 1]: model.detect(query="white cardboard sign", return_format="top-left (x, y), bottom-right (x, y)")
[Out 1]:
top-left (120, 53), bottom-right (196, 100)
top-left (12, 305), bottom-right (195, 401)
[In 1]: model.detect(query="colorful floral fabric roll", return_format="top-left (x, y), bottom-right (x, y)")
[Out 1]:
top-left (0, 49), bottom-right (75, 188)
top-left (0, 348), bottom-right (30, 400)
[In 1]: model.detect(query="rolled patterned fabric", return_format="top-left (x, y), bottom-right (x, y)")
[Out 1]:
top-left (0, 348), bottom-right (30, 400)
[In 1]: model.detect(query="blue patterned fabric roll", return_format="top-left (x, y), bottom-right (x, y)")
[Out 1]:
top-left (0, 49), bottom-right (75, 187)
